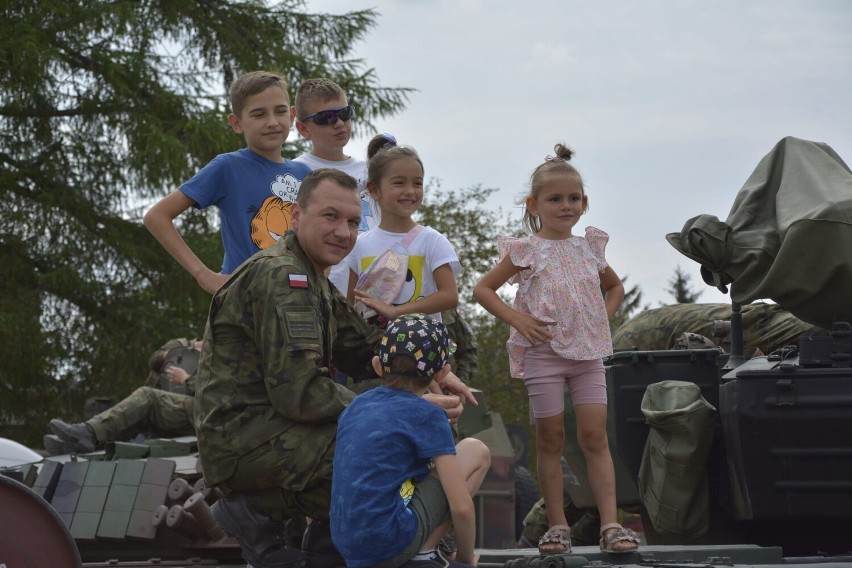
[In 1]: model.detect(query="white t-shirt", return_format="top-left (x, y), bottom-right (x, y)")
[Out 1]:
top-left (293, 153), bottom-right (380, 293)
top-left (343, 226), bottom-right (461, 322)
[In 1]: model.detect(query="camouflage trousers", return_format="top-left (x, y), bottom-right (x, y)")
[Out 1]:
top-left (222, 422), bottom-right (338, 524)
top-left (86, 386), bottom-right (195, 444)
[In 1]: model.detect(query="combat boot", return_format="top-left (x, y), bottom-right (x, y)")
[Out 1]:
top-left (43, 434), bottom-right (76, 456)
top-left (302, 518), bottom-right (346, 568)
top-left (211, 492), bottom-right (304, 568)
top-left (48, 419), bottom-right (97, 453)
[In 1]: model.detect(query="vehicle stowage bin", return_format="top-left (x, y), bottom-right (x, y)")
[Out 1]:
top-left (720, 356), bottom-right (852, 520)
top-left (638, 380), bottom-right (716, 540)
top-left (607, 349), bottom-right (723, 482)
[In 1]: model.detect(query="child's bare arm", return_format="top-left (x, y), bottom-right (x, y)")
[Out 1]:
top-left (143, 190), bottom-right (228, 294)
top-left (600, 266), bottom-right (624, 321)
top-left (402, 263), bottom-right (458, 316)
top-left (433, 454), bottom-right (477, 565)
top-left (473, 257), bottom-right (552, 345)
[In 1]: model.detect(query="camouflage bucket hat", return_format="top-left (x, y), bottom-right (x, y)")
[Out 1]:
top-left (378, 314), bottom-right (456, 378)
top-left (673, 332), bottom-right (717, 350)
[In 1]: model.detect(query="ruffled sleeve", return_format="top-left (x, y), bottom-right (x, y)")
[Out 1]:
top-left (497, 236), bottom-right (537, 285)
top-left (584, 226), bottom-right (609, 272)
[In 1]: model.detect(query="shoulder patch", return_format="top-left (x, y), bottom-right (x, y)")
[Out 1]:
top-left (285, 311), bottom-right (319, 339)
top-left (289, 274), bottom-right (309, 288)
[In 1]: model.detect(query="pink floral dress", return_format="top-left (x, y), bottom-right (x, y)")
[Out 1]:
top-left (498, 226), bottom-right (613, 378)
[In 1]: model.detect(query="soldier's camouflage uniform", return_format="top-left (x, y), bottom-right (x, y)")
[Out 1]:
top-left (86, 338), bottom-right (199, 444)
top-left (441, 308), bottom-right (478, 383)
top-left (612, 302), bottom-right (822, 354)
top-left (194, 233), bottom-right (382, 521)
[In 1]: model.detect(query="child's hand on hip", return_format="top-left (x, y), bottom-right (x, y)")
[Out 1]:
top-left (511, 312), bottom-right (553, 346)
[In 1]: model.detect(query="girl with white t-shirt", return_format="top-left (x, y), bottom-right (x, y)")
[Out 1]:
top-left (344, 134), bottom-right (460, 326)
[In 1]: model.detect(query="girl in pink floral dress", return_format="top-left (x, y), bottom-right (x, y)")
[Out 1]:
top-left (473, 144), bottom-right (639, 554)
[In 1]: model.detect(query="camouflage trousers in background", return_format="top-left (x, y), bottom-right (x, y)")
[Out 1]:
top-left (86, 386), bottom-right (195, 444)
top-left (522, 496), bottom-right (601, 547)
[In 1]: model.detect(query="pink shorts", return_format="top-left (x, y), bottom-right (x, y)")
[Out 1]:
top-left (523, 345), bottom-right (607, 418)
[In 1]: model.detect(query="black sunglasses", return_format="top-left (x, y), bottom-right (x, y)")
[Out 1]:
top-left (300, 104), bottom-right (356, 126)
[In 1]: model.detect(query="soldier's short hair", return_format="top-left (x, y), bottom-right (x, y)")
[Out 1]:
top-left (296, 168), bottom-right (358, 209)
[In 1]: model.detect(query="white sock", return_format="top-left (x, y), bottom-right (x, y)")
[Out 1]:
top-left (412, 549), bottom-right (439, 561)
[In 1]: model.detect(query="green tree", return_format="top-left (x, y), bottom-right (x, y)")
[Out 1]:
top-left (0, 0), bottom-right (410, 445)
top-left (666, 265), bottom-right (704, 304)
top-left (610, 275), bottom-right (645, 333)
top-left (416, 181), bottom-right (516, 305)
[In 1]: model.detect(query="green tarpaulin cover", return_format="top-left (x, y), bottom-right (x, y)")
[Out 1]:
top-left (667, 137), bottom-right (852, 328)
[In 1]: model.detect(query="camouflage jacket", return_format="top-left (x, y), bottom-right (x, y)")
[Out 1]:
top-left (612, 302), bottom-right (821, 354)
top-left (441, 308), bottom-right (478, 383)
top-left (194, 232), bottom-right (382, 486)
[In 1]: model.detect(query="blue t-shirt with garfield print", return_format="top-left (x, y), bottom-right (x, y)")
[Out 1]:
top-left (330, 386), bottom-right (456, 567)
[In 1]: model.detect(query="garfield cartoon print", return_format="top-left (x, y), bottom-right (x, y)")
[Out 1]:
top-left (250, 172), bottom-right (302, 249)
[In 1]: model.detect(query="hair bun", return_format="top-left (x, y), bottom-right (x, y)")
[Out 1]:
top-left (553, 143), bottom-right (574, 161)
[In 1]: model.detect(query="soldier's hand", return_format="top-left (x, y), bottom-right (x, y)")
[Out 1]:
top-left (166, 366), bottom-right (190, 385)
top-left (422, 393), bottom-right (465, 422)
top-left (434, 370), bottom-right (478, 406)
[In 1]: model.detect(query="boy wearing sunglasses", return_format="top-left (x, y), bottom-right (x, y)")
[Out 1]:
top-left (144, 70), bottom-right (311, 294)
top-left (294, 78), bottom-right (378, 294)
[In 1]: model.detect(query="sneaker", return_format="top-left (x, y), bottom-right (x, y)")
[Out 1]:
top-left (211, 492), bottom-right (304, 568)
top-left (48, 419), bottom-right (97, 453)
top-left (302, 519), bottom-right (346, 568)
top-left (399, 549), bottom-right (474, 568)
top-left (43, 434), bottom-right (76, 456)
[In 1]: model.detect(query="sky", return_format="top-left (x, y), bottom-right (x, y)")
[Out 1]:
top-left (305, 0), bottom-right (852, 308)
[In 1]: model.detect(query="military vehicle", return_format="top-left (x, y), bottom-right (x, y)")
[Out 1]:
top-left (3, 136), bottom-right (852, 566)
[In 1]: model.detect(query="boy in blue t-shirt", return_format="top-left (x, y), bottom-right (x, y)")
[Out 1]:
top-left (144, 70), bottom-right (311, 294)
top-left (331, 314), bottom-right (491, 568)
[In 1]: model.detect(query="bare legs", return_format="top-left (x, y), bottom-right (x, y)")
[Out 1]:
top-left (420, 438), bottom-right (491, 552)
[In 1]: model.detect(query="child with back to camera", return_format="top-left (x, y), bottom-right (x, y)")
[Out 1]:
top-left (344, 134), bottom-right (460, 326)
top-left (473, 144), bottom-right (639, 554)
top-left (331, 314), bottom-right (490, 568)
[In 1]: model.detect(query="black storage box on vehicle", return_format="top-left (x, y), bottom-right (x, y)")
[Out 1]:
top-left (798, 321), bottom-right (852, 368)
top-left (606, 348), bottom-right (725, 482)
top-left (720, 354), bottom-right (852, 521)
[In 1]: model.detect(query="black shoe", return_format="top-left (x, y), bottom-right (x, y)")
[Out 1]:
top-left (211, 492), bottom-right (304, 568)
top-left (399, 549), bottom-right (474, 568)
top-left (43, 434), bottom-right (76, 456)
top-left (48, 419), bottom-right (97, 453)
top-left (302, 518), bottom-right (346, 568)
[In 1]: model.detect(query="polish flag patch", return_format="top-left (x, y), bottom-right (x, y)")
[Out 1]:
top-left (289, 274), bottom-right (309, 288)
